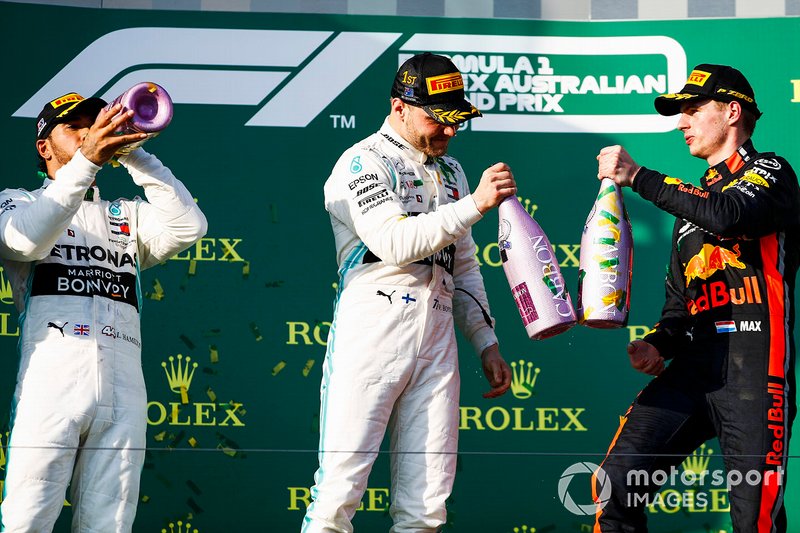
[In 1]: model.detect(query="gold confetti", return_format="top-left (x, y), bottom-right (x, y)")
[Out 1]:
top-left (188, 260), bottom-right (197, 276)
top-left (154, 431), bottom-right (167, 442)
top-left (141, 495), bottom-right (150, 503)
top-left (153, 279), bottom-right (164, 296)
top-left (180, 386), bottom-right (189, 405)
top-left (188, 437), bottom-right (198, 448)
top-left (272, 360), bottom-right (286, 376)
top-left (302, 359), bottom-right (315, 377)
top-left (206, 387), bottom-right (217, 402)
top-left (209, 345), bottom-right (219, 364)
top-left (242, 261), bottom-right (250, 279)
top-left (249, 322), bottom-right (263, 341)
top-left (217, 444), bottom-right (237, 457)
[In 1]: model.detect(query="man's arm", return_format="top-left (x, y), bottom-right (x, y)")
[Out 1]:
top-left (0, 153), bottom-right (98, 261)
top-left (450, 159), bottom-right (511, 397)
top-left (599, 145), bottom-right (800, 238)
top-left (325, 148), bottom-right (514, 267)
top-left (119, 148), bottom-right (208, 269)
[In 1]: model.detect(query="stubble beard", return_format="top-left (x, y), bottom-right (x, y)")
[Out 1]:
top-left (403, 119), bottom-right (449, 158)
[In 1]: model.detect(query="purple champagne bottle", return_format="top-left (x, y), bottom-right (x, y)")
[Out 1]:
top-left (576, 178), bottom-right (633, 328)
top-left (499, 196), bottom-right (577, 340)
top-left (105, 82), bottom-right (173, 155)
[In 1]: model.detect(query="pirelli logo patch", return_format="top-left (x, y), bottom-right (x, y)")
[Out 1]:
top-left (426, 72), bottom-right (464, 95)
top-left (686, 70), bottom-right (711, 87)
top-left (50, 93), bottom-right (84, 108)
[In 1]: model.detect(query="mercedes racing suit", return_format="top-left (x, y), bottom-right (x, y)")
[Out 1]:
top-left (0, 148), bottom-right (207, 532)
top-left (302, 119), bottom-right (498, 533)
top-left (596, 140), bottom-right (799, 532)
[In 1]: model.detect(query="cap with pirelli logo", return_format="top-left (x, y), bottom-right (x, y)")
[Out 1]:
top-left (35, 92), bottom-right (106, 140)
top-left (390, 52), bottom-right (481, 125)
top-left (654, 63), bottom-right (762, 118)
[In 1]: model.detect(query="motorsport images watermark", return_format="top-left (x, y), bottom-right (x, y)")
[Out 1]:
top-left (557, 461), bottom-right (785, 515)
top-left (558, 462), bottom-right (611, 516)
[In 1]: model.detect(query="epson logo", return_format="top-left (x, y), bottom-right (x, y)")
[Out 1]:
top-left (348, 173), bottom-right (379, 190)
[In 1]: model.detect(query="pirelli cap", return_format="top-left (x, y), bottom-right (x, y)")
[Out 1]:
top-left (36, 92), bottom-right (106, 140)
top-left (391, 52), bottom-right (481, 125)
top-left (654, 64), bottom-right (762, 118)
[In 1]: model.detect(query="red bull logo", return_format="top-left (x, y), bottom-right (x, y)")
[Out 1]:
top-left (683, 244), bottom-right (745, 286)
top-left (686, 276), bottom-right (762, 315)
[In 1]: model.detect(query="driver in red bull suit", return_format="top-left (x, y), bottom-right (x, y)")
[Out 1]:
top-left (594, 64), bottom-right (799, 532)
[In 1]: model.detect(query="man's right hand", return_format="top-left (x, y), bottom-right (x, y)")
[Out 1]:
top-left (472, 162), bottom-right (517, 214)
top-left (627, 340), bottom-right (665, 376)
top-left (79, 104), bottom-right (148, 167)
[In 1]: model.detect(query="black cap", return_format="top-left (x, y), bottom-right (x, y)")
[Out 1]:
top-left (391, 52), bottom-right (481, 125)
top-left (654, 64), bottom-right (761, 118)
top-left (36, 92), bottom-right (106, 140)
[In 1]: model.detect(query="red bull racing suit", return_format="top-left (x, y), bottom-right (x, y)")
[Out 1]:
top-left (303, 119), bottom-right (498, 533)
top-left (596, 140), bottom-right (800, 532)
top-left (0, 149), bottom-right (207, 532)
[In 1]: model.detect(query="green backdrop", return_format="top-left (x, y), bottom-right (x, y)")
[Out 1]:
top-left (1, 3), bottom-right (799, 531)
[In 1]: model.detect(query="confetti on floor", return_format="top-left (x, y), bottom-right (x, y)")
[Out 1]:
top-left (272, 360), bottom-right (286, 376)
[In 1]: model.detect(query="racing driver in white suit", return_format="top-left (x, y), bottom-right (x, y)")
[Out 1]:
top-left (0, 93), bottom-right (207, 531)
top-left (303, 53), bottom-right (515, 532)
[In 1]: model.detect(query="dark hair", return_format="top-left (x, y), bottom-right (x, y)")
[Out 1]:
top-left (713, 100), bottom-right (757, 137)
top-left (741, 108), bottom-right (757, 136)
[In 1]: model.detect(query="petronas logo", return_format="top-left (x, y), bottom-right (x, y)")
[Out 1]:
top-left (0, 267), bottom-right (13, 305)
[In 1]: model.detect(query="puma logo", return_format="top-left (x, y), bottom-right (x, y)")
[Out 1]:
top-left (47, 321), bottom-right (68, 337)
top-left (376, 290), bottom-right (395, 304)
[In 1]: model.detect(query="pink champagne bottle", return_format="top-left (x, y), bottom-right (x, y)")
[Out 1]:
top-left (499, 196), bottom-right (577, 340)
top-left (576, 178), bottom-right (633, 328)
top-left (105, 82), bottom-right (173, 156)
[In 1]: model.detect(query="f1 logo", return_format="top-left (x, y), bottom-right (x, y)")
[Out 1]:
top-left (14, 28), bottom-right (402, 128)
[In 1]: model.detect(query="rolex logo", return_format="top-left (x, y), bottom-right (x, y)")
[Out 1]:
top-left (516, 196), bottom-right (538, 218)
top-left (162, 354), bottom-right (198, 396)
top-left (681, 442), bottom-right (713, 476)
top-left (512, 526), bottom-right (536, 533)
top-left (161, 521), bottom-right (198, 533)
top-left (0, 267), bottom-right (13, 305)
top-left (510, 359), bottom-right (540, 400)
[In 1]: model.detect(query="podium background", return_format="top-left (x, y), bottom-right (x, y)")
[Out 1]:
top-left (1, 3), bottom-right (799, 531)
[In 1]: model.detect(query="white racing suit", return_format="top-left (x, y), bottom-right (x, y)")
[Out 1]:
top-left (0, 148), bottom-right (207, 532)
top-left (303, 120), bottom-right (498, 533)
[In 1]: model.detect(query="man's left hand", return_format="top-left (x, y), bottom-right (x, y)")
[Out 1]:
top-left (480, 344), bottom-right (511, 398)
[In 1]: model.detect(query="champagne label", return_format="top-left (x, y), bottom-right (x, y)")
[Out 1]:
top-left (511, 282), bottom-right (538, 326)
